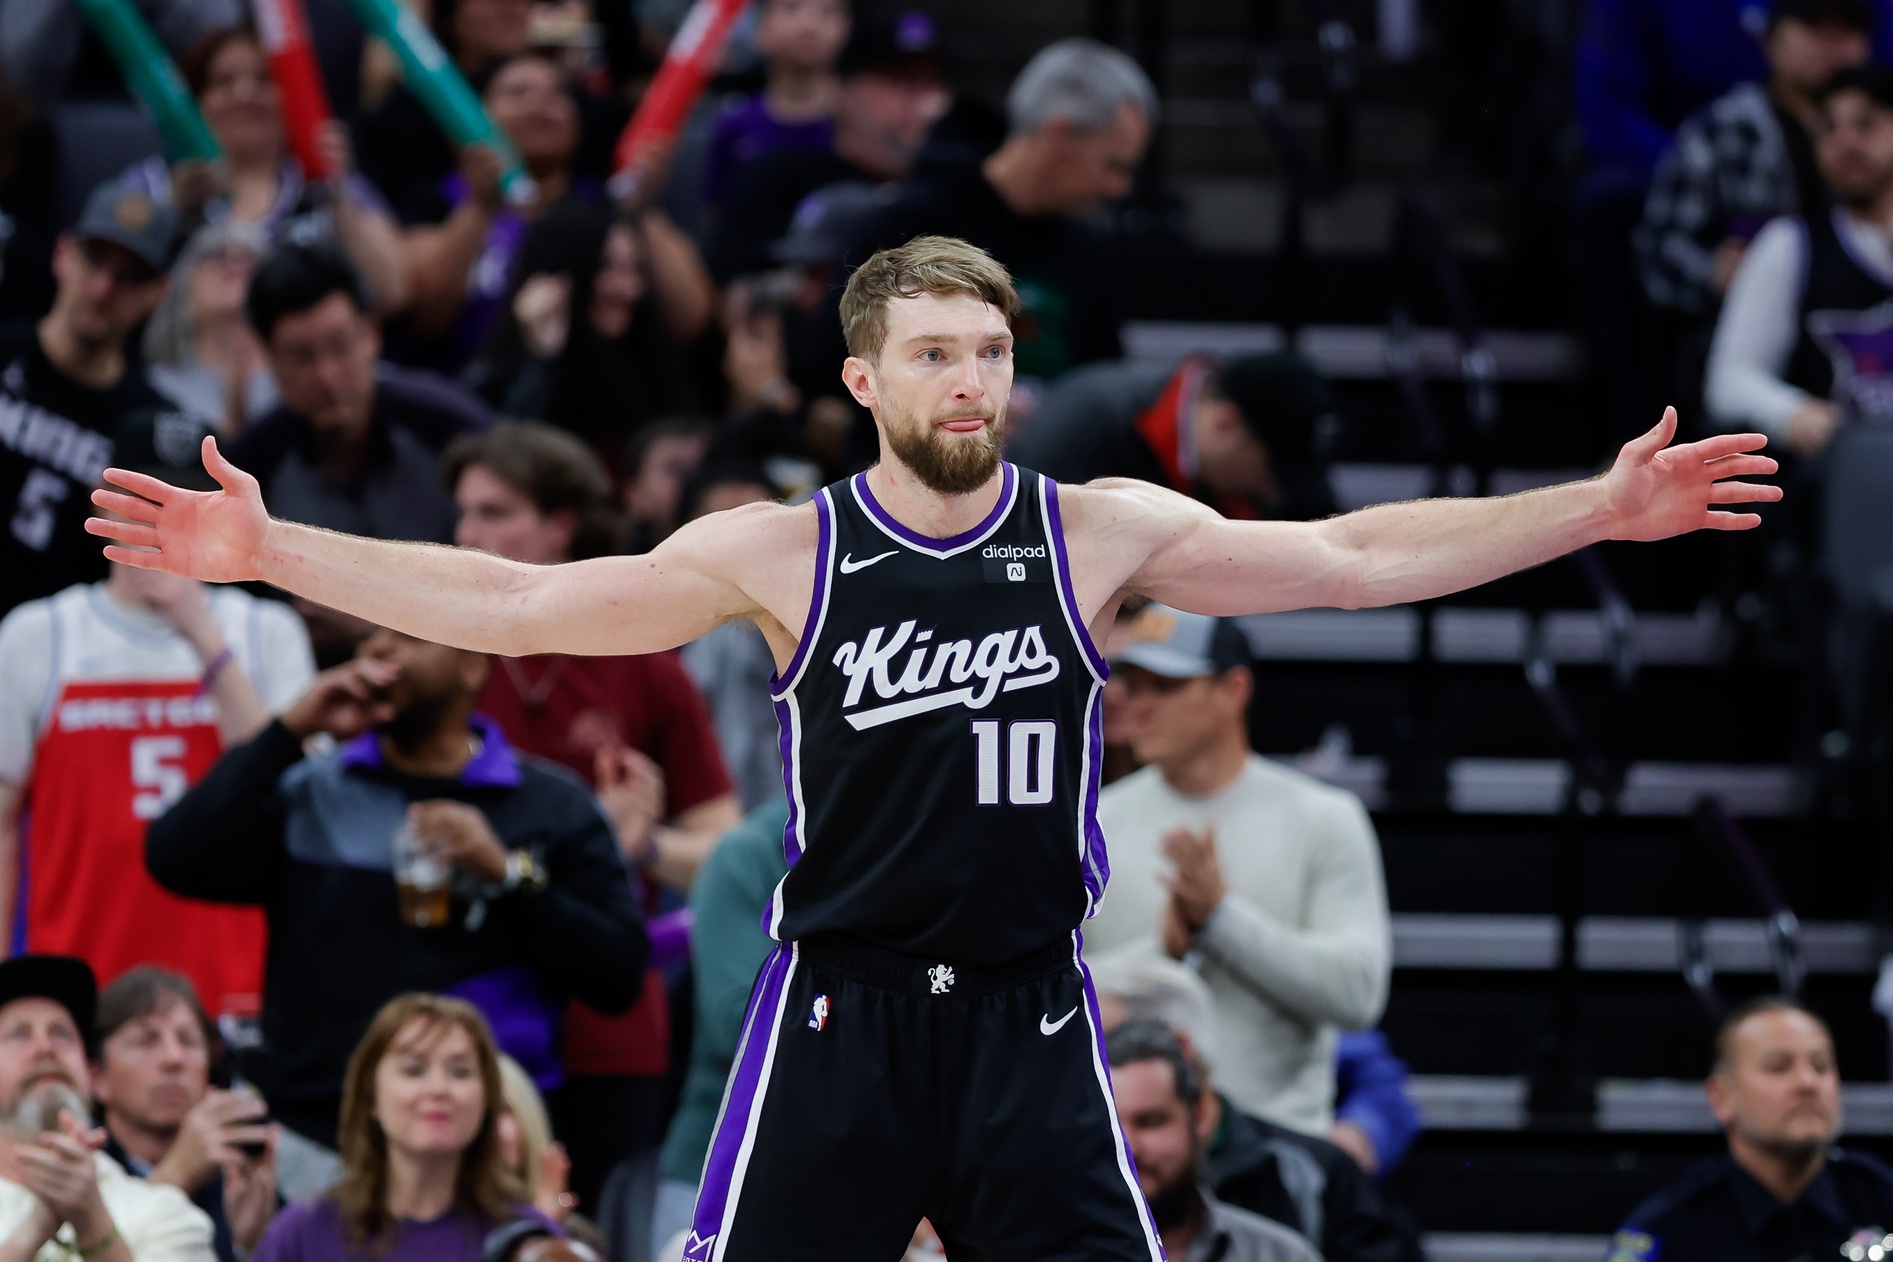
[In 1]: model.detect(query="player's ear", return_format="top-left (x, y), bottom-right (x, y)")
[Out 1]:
top-left (841, 356), bottom-right (879, 410)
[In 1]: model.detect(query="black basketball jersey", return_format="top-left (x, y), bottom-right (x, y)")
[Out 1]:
top-left (767, 463), bottom-right (1110, 964)
top-left (1792, 208), bottom-right (1893, 417)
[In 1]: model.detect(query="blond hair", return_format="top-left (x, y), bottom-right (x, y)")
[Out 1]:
top-left (496, 1054), bottom-right (554, 1199)
top-left (840, 235), bottom-right (1021, 363)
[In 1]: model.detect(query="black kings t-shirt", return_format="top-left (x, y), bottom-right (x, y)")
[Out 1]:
top-left (0, 331), bottom-right (172, 616)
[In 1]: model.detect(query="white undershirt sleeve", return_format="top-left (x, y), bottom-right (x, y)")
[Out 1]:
top-left (0, 603), bottom-right (55, 787)
top-left (1704, 216), bottom-right (1813, 438)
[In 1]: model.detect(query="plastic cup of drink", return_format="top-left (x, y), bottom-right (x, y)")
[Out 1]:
top-left (393, 822), bottom-right (452, 927)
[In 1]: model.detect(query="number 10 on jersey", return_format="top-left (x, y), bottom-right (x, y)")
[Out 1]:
top-left (972, 719), bottom-right (1056, 806)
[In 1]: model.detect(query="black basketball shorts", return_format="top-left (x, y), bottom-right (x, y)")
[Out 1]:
top-left (682, 932), bottom-right (1166, 1261)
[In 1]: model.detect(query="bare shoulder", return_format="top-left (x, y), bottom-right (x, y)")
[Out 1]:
top-left (669, 497), bottom-right (821, 645)
top-left (1054, 477), bottom-right (1217, 550)
top-left (683, 498), bottom-right (821, 563)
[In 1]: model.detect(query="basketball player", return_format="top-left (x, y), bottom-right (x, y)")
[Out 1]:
top-left (87, 236), bottom-right (1781, 1261)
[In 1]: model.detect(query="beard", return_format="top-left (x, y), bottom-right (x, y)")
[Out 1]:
top-left (381, 691), bottom-right (456, 748)
top-left (882, 398), bottom-right (1007, 497)
top-left (1145, 1173), bottom-right (1200, 1231)
top-left (1737, 1115), bottom-right (1834, 1164)
top-left (1, 1077), bottom-right (88, 1140)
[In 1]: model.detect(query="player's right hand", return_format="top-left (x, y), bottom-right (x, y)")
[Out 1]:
top-left (87, 436), bottom-right (271, 585)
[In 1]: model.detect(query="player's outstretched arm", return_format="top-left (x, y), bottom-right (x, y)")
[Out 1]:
top-left (1104, 408), bottom-right (1782, 615)
top-left (85, 437), bottom-right (764, 657)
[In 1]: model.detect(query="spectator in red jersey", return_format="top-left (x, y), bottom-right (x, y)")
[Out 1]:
top-left (0, 409), bottom-right (314, 1016)
top-left (442, 422), bottom-right (740, 1220)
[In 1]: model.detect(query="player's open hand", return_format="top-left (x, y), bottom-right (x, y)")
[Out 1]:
top-left (1602, 408), bottom-right (1783, 541)
top-left (87, 437), bottom-right (270, 584)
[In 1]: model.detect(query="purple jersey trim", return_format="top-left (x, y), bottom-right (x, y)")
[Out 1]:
top-left (1041, 479), bottom-right (1110, 682)
top-left (1078, 683), bottom-right (1110, 914)
top-left (769, 490), bottom-right (834, 697)
top-left (850, 462), bottom-right (1017, 556)
top-left (765, 493), bottom-right (831, 935)
top-left (688, 943), bottom-right (799, 1262)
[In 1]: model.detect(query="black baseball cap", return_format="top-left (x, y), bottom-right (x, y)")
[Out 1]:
top-left (0, 957), bottom-right (98, 1049)
top-left (112, 407), bottom-right (220, 492)
top-left (1215, 351), bottom-right (1342, 470)
top-left (770, 181), bottom-right (890, 264)
top-left (1772, 0), bottom-right (1876, 30)
top-left (838, 12), bottom-right (943, 81)
top-left (71, 180), bottom-right (178, 275)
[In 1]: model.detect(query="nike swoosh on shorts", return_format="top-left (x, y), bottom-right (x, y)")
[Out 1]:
top-left (1041, 1006), bottom-right (1079, 1036)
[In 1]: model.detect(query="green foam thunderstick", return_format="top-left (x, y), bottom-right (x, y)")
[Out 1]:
top-left (76, 0), bottom-right (222, 161)
top-left (333, 0), bottom-right (534, 204)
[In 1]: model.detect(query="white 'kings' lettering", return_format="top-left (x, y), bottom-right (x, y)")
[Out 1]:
top-left (830, 621), bottom-right (1060, 729)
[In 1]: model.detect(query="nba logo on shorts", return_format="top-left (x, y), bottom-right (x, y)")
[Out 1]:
top-left (808, 995), bottom-right (830, 1031)
top-left (1006, 562), bottom-right (1026, 582)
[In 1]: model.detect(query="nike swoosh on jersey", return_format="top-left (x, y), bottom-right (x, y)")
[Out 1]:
top-left (1040, 1006), bottom-right (1079, 1036)
top-left (838, 550), bottom-right (900, 574)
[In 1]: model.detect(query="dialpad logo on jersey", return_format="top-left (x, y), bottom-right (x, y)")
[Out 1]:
top-left (831, 620), bottom-right (1061, 730)
top-left (980, 542), bottom-right (1049, 585)
top-left (808, 995), bottom-right (829, 1031)
top-left (928, 965), bottom-right (955, 994)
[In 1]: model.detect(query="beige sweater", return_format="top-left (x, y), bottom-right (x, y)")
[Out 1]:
top-left (1088, 756), bottom-right (1392, 1135)
top-left (0, 1152), bottom-right (213, 1261)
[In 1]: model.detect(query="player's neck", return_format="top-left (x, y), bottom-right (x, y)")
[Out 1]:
top-left (1157, 729), bottom-right (1248, 798)
top-left (1729, 1131), bottom-right (1826, 1205)
top-left (862, 458), bottom-right (1006, 540)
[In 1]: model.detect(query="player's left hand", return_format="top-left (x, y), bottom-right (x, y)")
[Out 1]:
top-left (1602, 407), bottom-right (1782, 541)
top-left (1159, 825), bottom-right (1227, 932)
top-left (408, 800), bottom-right (508, 884)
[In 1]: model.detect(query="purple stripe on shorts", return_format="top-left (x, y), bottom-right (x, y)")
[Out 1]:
top-left (688, 945), bottom-right (797, 1262)
top-left (1074, 932), bottom-right (1168, 1260)
top-left (854, 461), bottom-right (1016, 550)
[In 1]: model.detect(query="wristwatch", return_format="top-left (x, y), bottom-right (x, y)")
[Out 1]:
top-left (499, 849), bottom-right (549, 896)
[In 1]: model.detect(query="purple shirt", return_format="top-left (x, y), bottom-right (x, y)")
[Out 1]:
top-left (701, 94), bottom-right (835, 206)
top-left (254, 1197), bottom-right (554, 1262)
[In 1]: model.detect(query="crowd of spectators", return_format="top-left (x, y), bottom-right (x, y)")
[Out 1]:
top-left (0, 1), bottom-right (1411, 1255)
top-left (4, 0), bottom-right (1887, 1255)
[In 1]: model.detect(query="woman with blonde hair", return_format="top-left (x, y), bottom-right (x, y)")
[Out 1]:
top-left (253, 994), bottom-right (553, 1260)
top-left (493, 1056), bottom-right (571, 1224)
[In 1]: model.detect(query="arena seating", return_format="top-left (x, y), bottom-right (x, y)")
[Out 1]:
top-left (876, 0), bottom-right (1888, 1253)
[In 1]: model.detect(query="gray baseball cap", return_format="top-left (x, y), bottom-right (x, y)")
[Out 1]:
top-left (71, 180), bottom-right (178, 275)
top-left (1112, 604), bottom-right (1251, 679)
